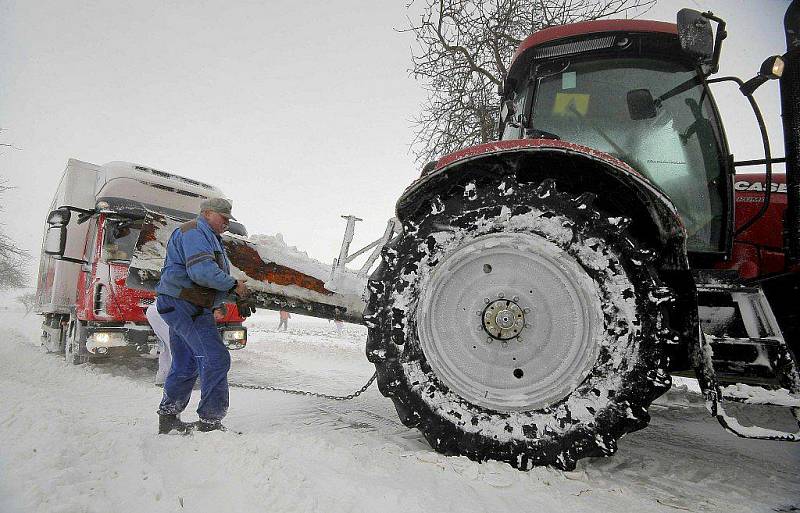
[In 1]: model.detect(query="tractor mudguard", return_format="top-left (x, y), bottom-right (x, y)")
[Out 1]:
top-left (399, 140), bottom-right (689, 269)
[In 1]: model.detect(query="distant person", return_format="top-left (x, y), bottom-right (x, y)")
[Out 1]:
top-left (278, 310), bottom-right (290, 331)
top-left (155, 197), bottom-right (249, 434)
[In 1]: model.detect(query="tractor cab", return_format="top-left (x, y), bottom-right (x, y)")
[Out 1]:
top-left (499, 20), bottom-right (730, 256)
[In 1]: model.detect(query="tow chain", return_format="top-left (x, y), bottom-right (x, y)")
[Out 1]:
top-left (228, 372), bottom-right (377, 401)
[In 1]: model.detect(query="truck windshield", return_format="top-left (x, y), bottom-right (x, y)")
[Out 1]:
top-left (525, 57), bottom-right (725, 252)
top-left (102, 219), bottom-right (143, 263)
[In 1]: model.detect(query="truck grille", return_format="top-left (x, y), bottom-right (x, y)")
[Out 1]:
top-left (93, 285), bottom-right (108, 316)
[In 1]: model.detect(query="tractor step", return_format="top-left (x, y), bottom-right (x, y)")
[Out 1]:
top-left (694, 272), bottom-right (800, 441)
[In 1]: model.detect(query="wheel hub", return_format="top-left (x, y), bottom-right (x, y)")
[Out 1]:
top-left (483, 299), bottom-right (524, 340)
top-left (416, 231), bottom-right (603, 412)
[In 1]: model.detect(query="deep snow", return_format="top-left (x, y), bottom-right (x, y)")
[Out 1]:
top-left (1, 309), bottom-right (798, 513)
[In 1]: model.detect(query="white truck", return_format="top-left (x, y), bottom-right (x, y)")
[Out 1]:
top-left (36, 158), bottom-right (248, 364)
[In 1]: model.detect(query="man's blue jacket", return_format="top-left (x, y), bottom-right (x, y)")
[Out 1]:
top-left (155, 216), bottom-right (235, 309)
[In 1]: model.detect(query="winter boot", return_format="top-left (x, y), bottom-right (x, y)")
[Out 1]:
top-left (194, 419), bottom-right (228, 432)
top-left (158, 413), bottom-right (190, 434)
top-left (194, 419), bottom-right (241, 434)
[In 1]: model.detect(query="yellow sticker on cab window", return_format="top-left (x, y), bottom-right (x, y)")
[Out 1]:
top-left (553, 93), bottom-right (590, 116)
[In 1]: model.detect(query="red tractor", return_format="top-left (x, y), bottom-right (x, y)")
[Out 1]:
top-left (363, 5), bottom-right (800, 469)
top-left (129, 4), bottom-right (799, 471)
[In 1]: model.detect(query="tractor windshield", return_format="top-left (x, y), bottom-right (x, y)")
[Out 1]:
top-left (523, 57), bottom-right (725, 252)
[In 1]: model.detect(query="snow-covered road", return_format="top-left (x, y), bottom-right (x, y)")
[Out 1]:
top-left (1, 310), bottom-right (798, 513)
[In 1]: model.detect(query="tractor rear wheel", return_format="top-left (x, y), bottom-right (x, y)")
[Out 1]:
top-left (365, 176), bottom-right (671, 470)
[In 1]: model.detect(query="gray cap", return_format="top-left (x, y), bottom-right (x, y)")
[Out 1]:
top-left (200, 197), bottom-right (236, 221)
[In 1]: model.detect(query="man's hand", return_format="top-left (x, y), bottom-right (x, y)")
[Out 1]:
top-left (213, 306), bottom-right (226, 322)
top-left (236, 299), bottom-right (255, 318)
top-left (234, 279), bottom-right (250, 298)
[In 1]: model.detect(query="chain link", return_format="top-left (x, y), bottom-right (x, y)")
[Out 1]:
top-left (228, 372), bottom-right (377, 401)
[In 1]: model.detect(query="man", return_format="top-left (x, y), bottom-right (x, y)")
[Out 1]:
top-left (155, 197), bottom-right (249, 434)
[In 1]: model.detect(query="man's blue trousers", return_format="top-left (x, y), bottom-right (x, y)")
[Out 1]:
top-left (156, 294), bottom-right (231, 422)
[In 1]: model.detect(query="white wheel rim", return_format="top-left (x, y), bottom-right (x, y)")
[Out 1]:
top-left (416, 232), bottom-right (603, 412)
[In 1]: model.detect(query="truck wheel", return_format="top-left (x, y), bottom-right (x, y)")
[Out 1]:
top-left (365, 176), bottom-right (672, 470)
top-left (65, 318), bottom-right (89, 365)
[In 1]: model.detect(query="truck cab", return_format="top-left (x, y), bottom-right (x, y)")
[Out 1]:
top-left (37, 159), bottom-right (247, 363)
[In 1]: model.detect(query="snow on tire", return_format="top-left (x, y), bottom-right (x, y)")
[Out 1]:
top-left (365, 175), bottom-right (672, 470)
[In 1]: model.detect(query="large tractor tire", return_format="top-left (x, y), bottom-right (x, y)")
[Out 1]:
top-left (365, 175), bottom-right (672, 470)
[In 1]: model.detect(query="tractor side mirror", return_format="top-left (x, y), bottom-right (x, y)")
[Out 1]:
top-left (627, 89), bottom-right (658, 120)
top-left (677, 9), bottom-right (714, 64)
top-left (44, 208), bottom-right (70, 256)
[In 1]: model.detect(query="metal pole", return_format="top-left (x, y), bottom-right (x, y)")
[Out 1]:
top-left (337, 215), bottom-right (362, 269)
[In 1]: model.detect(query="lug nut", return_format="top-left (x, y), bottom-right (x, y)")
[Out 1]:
top-left (484, 298), bottom-right (490, 304)
top-left (498, 292), bottom-right (504, 298)
top-left (486, 337), bottom-right (493, 344)
top-left (524, 308), bottom-right (531, 313)
top-left (513, 296), bottom-right (519, 302)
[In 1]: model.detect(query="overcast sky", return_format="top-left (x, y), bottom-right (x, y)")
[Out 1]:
top-left (0, 0), bottom-right (791, 282)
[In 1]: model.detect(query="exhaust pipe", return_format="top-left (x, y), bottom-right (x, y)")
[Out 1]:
top-left (782, 0), bottom-right (800, 263)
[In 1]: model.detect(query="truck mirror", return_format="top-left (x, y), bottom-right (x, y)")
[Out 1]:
top-left (677, 9), bottom-right (714, 63)
top-left (47, 208), bottom-right (71, 226)
top-left (44, 225), bottom-right (67, 256)
top-left (627, 89), bottom-right (658, 120)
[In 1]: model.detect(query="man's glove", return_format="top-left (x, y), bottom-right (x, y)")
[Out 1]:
top-left (236, 298), bottom-right (255, 318)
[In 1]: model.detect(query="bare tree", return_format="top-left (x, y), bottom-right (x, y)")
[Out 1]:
top-left (16, 291), bottom-right (36, 316)
top-left (0, 179), bottom-right (29, 290)
top-left (404, 0), bottom-right (656, 164)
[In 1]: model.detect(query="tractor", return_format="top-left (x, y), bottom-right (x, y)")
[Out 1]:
top-left (362, 4), bottom-right (800, 470)
top-left (125, 4), bottom-right (800, 470)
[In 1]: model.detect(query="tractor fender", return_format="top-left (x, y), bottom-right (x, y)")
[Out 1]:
top-left (397, 139), bottom-right (689, 272)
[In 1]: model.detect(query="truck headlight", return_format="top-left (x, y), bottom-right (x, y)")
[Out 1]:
top-left (223, 329), bottom-right (246, 341)
top-left (86, 331), bottom-right (127, 352)
top-left (91, 332), bottom-right (126, 344)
